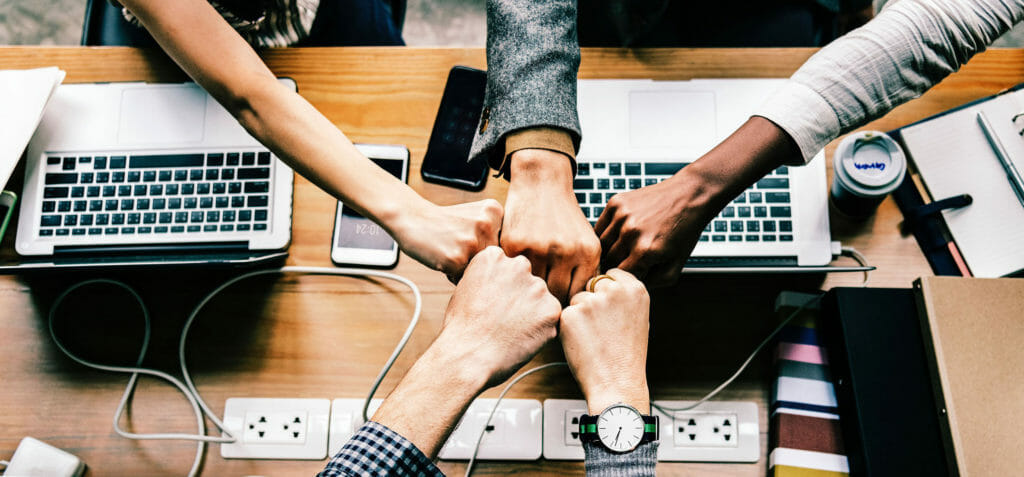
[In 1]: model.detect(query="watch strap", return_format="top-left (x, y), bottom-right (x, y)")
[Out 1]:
top-left (578, 413), bottom-right (659, 444)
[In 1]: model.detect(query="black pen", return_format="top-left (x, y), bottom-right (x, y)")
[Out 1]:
top-left (978, 111), bottom-right (1024, 208)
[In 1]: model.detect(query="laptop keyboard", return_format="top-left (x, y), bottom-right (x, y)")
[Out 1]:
top-left (574, 162), bottom-right (794, 243)
top-left (37, 151), bottom-right (274, 239)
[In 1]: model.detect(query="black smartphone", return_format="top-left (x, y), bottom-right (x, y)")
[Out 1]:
top-left (421, 66), bottom-right (489, 191)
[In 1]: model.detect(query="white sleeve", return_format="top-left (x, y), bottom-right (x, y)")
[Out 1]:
top-left (755, 0), bottom-right (1024, 163)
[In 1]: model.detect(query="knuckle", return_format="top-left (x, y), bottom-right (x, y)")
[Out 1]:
top-left (484, 199), bottom-right (503, 216)
top-left (606, 195), bottom-right (623, 210)
top-left (510, 254), bottom-right (532, 271)
top-left (622, 218), bottom-right (640, 236)
top-left (480, 245), bottom-right (502, 259)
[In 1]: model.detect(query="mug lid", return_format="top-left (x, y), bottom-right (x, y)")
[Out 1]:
top-left (834, 131), bottom-right (907, 196)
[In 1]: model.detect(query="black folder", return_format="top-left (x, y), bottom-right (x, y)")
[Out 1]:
top-left (819, 287), bottom-right (952, 477)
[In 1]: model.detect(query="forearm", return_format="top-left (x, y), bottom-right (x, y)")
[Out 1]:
top-left (756, 0), bottom-right (1024, 161)
top-left (509, 149), bottom-right (574, 190)
top-left (120, 0), bottom-right (425, 229)
top-left (670, 117), bottom-right (799, 222)
top-left (233, 79), bottom-right (423, 226)
top-left (372, 336), bottom-right (487, 458)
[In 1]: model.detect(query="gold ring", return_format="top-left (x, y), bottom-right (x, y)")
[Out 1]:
top-left (586, 274), bottom-right (615, 293)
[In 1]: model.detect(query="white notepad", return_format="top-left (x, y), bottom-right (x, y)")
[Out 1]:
top-left (0, 67), bottom-right (65, 190)
top-left (900, 89), bottom-right (1024, 277)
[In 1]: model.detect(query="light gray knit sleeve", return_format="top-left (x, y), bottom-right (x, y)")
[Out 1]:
top-left (582, 441), bottom-right (658, 476)
top-left (756, 0), bottom-right (1024, 163)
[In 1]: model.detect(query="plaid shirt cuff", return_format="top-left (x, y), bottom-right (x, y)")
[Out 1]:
top-left (318, 421), bottom-right (443, 477)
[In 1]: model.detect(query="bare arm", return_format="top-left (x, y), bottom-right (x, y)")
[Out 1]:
top-left (122, 0), bottom-right (413, 222)
top-left (120, 0), bottom-right (502, 277)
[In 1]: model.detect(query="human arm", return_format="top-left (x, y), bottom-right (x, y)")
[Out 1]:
top-left (560, 268), bottom-right (657, 475)
top-left (597, 0), bottom-right (1024, 284)
top-left (319, 246), bottom-right (562, 476)
top-left (118, 0), bottom-right (502, 279)
top-left (595, 117), bottom-right (797, 284)
top-left (470, 0), bottom-right (600, 302)
top-left (758, 0), bottom-right (1024, 162)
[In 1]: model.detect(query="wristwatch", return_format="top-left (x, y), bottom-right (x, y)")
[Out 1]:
top-left (579, 403), bottom-right (658, 453)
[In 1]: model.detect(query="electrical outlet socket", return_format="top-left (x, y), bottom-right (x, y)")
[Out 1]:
top-left (220, 398), bottom-right (330, 459)
top-left (328, 398), bottom-right (384, 458)
top-left (438, 398), bottom-right (543, 460)
top-left (671, 411), bottom-right (738, 447)
top-left (543, 399), bottom-right (760, 462)
top-left (542, 399), bottom-right (588, 460)
top-left (654, 400), bottom-right (759, 462)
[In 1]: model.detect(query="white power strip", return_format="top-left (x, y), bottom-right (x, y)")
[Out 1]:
top-left (543, 399), bottom-right (760, 462)
top-left (221, 397), bottom-right (756, 463)
top-left (220, 398), bottom-right (331, 460)
top-left (326, 398), bottom-right (542, 461)
top-left (328, 398), bottom-right (384, 457)
top-left (438, 398), bottom-right (542, 460)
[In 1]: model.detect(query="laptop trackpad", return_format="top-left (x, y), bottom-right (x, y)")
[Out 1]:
top-left (629, 91), bottom-right (716, 152)
top-left (118, 86), bottom-right (206, 145)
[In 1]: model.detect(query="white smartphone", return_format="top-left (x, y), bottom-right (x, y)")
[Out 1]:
top-left (331, 144), bottom-right (409, 268)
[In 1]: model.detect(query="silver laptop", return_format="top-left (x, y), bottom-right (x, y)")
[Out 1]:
top-left (7, 80), bottom-right (294, 270)
top-left (575, 79), bottom-right (834, 270)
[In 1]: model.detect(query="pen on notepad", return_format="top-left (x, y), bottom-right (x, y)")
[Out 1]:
top-left (977, 111), bottom-right (1024, 208)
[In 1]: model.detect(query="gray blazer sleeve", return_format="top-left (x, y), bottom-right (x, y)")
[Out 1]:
top-left (468, 0), bottom-right (582, 174)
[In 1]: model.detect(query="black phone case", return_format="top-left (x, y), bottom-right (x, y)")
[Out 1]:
top-left (421, 66), bottom-right (489, 191)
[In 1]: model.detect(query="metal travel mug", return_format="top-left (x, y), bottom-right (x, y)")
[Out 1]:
top-left (830, 131), bottom-right (907, 218)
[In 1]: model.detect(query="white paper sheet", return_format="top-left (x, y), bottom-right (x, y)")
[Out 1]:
top-left (0, 67), bottom-right (65, 190)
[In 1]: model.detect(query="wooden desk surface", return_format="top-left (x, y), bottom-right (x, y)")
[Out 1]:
top-left (2, 47), bottom-right (1022, 476)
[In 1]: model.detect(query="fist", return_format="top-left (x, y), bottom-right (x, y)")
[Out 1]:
top-left (560, 269), bottom-right (651, 414)
top-left (440, 246), bottom-right (562, 387)
top-left (393, 199), bottom-right (503, 282)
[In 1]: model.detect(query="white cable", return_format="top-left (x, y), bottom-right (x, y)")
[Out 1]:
top-left (49, 267), bottom-right (422, 477)
top-left (177, 266), bottom-right (422, 426)
top-left (650, 294), bottom-right (824, 415)
top-left (840, 246), bottom-right (871, 287)
top-left (464, 361), bottom-right (568, 477)
top-left (48, 279), bottom-right (216, 477)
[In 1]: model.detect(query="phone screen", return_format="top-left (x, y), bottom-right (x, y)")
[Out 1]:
top-left (335, 158), bottom-right (404, 250)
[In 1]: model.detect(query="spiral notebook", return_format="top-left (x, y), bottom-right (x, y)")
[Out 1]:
top-left (898, 86), bottom-right (1024, 277)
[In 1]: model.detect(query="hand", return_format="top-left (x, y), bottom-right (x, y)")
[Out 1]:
top-left (390, 199), bottom-right (503, 282)
top-left (595, 117), bottom-right (801, 286)
top-left (501, 149), bottom-right (601, 302)
top-left (595, 172), bottom-right (710, 286)
top-left (436, 245), bottom-right (564, 387)
top-left (372, 246), bottom-right (561, 457)
top-left (560, 269), bottom-right (650, 414)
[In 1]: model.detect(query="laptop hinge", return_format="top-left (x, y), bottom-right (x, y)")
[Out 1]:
top-left (685, 256), bottom-right (798, 267)
top-left (54, 242), bottom-right (249, 256)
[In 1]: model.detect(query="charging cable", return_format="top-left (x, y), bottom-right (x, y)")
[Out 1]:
top-left (653, 248), bottom-right (870, 415)
top-left (840, 246), bottom-right (870, 286)
top-left (463, 293), bottom-right (827, 477)
top-left (464, 361), bottom-right (568, 477)
top-left (466, 252), bottom-right (874, 475)
top-left (48, 267), bottom-right (422, 477)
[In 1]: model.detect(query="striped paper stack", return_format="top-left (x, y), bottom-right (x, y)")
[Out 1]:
top-left (768, 294), bottom-right (849, 477)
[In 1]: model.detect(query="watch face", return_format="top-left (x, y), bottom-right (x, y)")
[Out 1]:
top-left (597, 404), bottom-right (645, 452)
